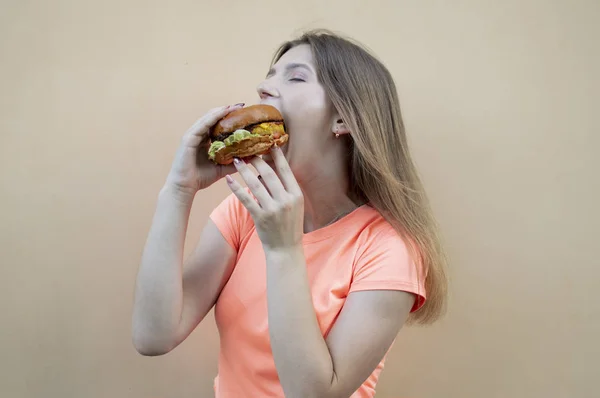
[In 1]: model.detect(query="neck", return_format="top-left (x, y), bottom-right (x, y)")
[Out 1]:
top-left (295, 153), bottom-right (361, 234)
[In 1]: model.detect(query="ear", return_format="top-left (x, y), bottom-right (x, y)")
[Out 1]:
top-left (331, 117), bottom-right (351, 137)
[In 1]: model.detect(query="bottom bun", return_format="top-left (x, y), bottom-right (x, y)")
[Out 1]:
top-left (212, 134), bottom-right (289, 165)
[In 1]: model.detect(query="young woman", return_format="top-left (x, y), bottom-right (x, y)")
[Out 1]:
top-left (132, 30), bottom-right (449, 398)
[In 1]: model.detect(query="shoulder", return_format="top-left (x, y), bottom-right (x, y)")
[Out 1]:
top-left (353, 205), bottom-right (412, 256)
top-left (350, 205), bottom-right (427, 312)
top-left (209, 189), bottom-right (255, 250)
top-left (354, 209), bottom-right (415, 270)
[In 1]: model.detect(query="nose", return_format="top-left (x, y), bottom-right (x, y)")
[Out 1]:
top-left (257, 79), bottom-right (278, 100)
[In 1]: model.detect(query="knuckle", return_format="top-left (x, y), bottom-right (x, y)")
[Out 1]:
top-left (240, 195), bottom-right (255, 208)
top-left (261, 169), bottom-right (276, 180)
top-left (268, 203), bottom-right (282, 215)
top-left (279, 197), bottom-right (296, 211)
top-left (248, 180), bottom-right (263, 191)
top-left (240, 197), bottom-right (252, 207)
top-left (257, 217), bottom-right (270, 228)
top-left (291, 193), bottom-right (303, 204)
top-left (279, 163), bottom-right (291, 174)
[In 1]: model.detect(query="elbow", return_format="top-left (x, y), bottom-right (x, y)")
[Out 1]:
top-left (284, 379), bottom-right (333, 398)
top-left (134, 344), bottom-right (170, 357)
top-left (131, 316), bottom-right (178, 356)
top-left (132, 333), bottom-right (175, 357)
top-left (304, 375), bottom-right (343, 398)
top-left (291, 389), bottom-right (332, 398)
top-left (305, 388), bottom-right (341, 398)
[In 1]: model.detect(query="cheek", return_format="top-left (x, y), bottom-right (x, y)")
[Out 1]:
top-left (284, 94), bottom-right (330, 135)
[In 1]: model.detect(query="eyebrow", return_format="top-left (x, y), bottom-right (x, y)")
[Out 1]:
top-left (266, 62), bottom-right (313, 78)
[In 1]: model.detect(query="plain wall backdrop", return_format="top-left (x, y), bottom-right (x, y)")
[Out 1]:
top-left (1, 1), bottom-right (598, 397)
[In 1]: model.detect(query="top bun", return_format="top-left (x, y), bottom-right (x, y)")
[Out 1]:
top-left (210, 104), bottom-right (284, 138)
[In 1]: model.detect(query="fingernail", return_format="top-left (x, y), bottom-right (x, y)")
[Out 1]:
top-left (234, 103), bottom-right (245, 107)
top-left (225, 175), bottom-right (233, 184)
top-left (233, 158), bottom-right (240, 165)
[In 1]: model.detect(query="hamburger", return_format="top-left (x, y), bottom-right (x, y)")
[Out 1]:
top-left (207, 104), bottom-right (288, 165)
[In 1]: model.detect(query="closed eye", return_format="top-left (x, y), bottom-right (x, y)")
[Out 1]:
top-left (289, 78), bottom-right (305, 82)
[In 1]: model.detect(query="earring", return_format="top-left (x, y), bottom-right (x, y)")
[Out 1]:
top-left (335, 132), bottom-right (340, 138)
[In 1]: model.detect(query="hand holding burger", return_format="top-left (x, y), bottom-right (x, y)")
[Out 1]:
top-left (164, 103), bottom-right (243, 195)
top-left (163, 103), bottom-right (288, 197)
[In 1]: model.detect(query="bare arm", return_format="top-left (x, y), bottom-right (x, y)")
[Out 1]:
top-left (131, 184), bottom-right (236, 356)
top-left (131, 104), bottom-right (242, 356)
top-left (265, 248), bottom-right (414, 398)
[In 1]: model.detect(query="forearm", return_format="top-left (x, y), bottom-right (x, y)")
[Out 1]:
top-left (132, 184), bottom-right (195, 353)
top-left (265, 247), bottom-right (335, 398)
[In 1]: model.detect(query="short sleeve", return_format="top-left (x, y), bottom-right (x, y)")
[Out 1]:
top-left (350, 227), bottom-right (427, 313)
top-left (209, 191), bottom-right (254, 251)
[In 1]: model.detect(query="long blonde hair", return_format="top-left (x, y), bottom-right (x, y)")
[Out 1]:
top-left (273, 30), bottom-right (449, 325)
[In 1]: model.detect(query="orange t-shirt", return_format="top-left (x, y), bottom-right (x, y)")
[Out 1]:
top-left (209, 192), bottom-right (427, 397)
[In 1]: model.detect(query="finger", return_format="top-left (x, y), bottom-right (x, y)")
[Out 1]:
top-left (185, 103), bottom-right (245, 138)
top-left (225, 175), bottom-right (261, 215)
top-left (250, 156), bottom-right (287, 200)
top-left (233, 158), bottom-right (274, 208)
top-left (257, 174), bottom-right (271, 196)
top-left (271, 145), bottom-right (302, 195)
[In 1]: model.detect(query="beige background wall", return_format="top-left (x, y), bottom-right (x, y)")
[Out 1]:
top-left (1, 1), bottom-right (598, 397)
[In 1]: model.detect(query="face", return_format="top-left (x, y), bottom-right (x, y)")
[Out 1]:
top-left (257, 44), bottom-right (337, 175)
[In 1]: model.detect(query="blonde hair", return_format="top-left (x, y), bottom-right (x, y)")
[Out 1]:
top-left (273, 30), bottom-right (449, 324)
